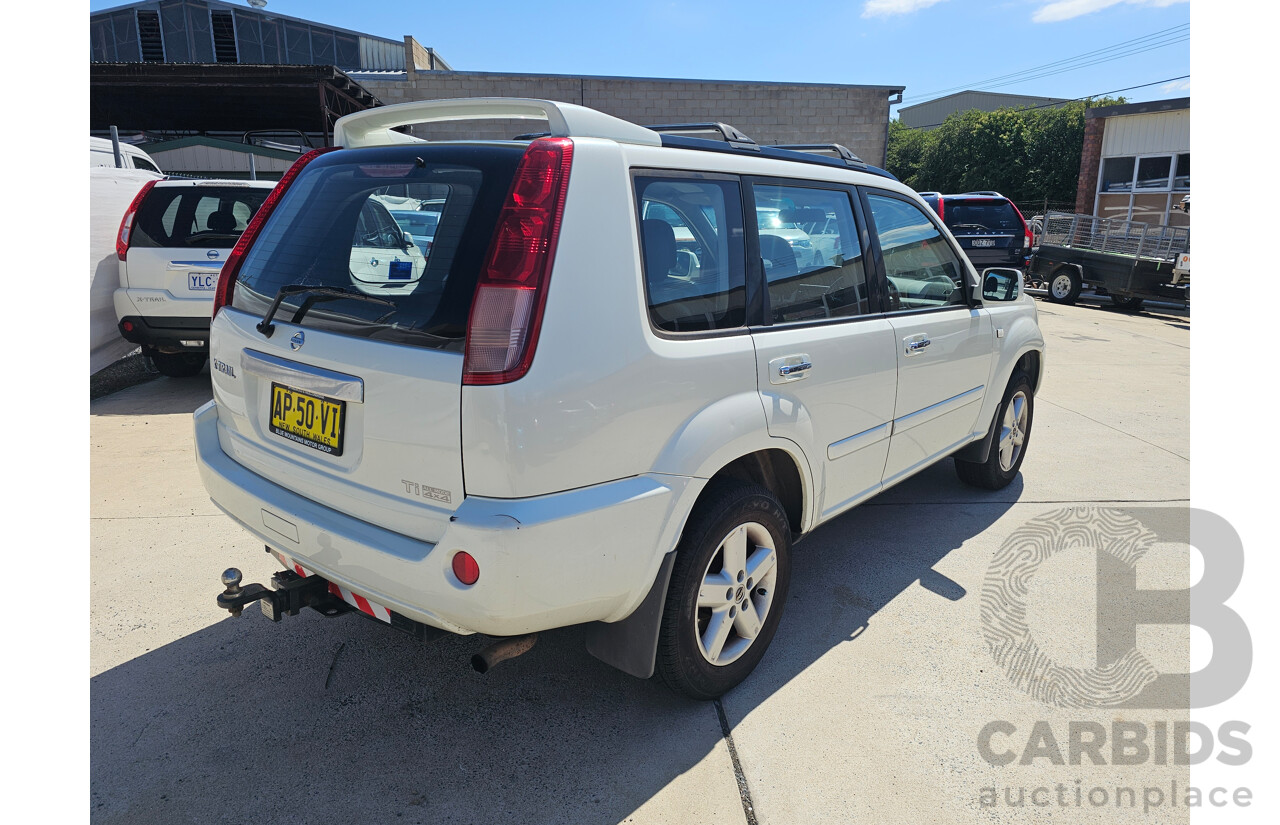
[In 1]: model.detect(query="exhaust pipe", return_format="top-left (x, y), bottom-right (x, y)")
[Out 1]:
top-left (471, 634), bottom-right (537, 674)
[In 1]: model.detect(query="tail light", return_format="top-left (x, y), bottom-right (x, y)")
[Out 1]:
top-left (1008, 201), bottom-right (1033, 250)
top-left (212, 146), bottom-right (339, 318)
top-left (935, 198), bottom-right (944, 223)
top-left (463, 137), bottom-right (574, 386)
top-left (115, 179), bottom-right (158, 261)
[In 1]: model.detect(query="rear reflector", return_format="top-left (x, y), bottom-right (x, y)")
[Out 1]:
top-left (463, 137), bottom-right (573, 386)
top-left (116, 179), bottom-right (158, 261)
top-left (212, 146), bottom-right (339, 318)
top-left (452, 551), bottom-right (480, 585)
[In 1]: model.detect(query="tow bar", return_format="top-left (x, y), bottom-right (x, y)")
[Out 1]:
top-left (217, 567), bottom-right (351, 621)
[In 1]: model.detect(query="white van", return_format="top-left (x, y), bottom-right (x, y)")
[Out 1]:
top-left (198, 99), bottom-right (1045, 698)
top-left (90, 136), bottom-right (163, 174)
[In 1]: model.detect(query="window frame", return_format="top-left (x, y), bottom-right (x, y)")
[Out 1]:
top-left (742, 175), bottom-right (884, 332)
top-left (1093, 151), bottom-right (1190, 225)
top-left (857, 185), bottom-right (979, 319)
top-left (631, 167), bottom-right (755, 340)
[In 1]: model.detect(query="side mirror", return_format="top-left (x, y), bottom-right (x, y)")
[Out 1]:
top-left (975, 267), bottom-right (1022, 303)
top-left (402, 230), bottom-right (416, 250)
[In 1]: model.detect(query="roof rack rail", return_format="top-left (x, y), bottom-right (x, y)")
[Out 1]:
top-left (333, 98), bottom-right (663, 149)
top-left (643, 122), bottom-right (759, 150)
top-left (772, 143), bottom-right (867, 169)
top-left (963, 191), bottom-right (1005, 197)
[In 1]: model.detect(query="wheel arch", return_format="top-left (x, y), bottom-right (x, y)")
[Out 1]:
top-left (583, 443), bottom-right (812, 680)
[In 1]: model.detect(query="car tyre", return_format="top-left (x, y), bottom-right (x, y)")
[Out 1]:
top-left (150, 351), bottom-right (207, 378)
top-left (1046, 266), bottom-right (1082, 305)
top-left (656, 481), bottom-right (792, 700)
top-left (1109, 295), bottom-right (1145, 313)
top-left (954, 372), bottom-right (1034, 490)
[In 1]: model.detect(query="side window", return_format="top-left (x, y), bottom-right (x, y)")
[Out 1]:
top-left (752, 183), bottom-right (868, 322)
top-left (865, 193), bottom-right (967, 312)
top-left (636, 176), bottom-right (746, 332)
top-left (133, 157), bottom-right (160, 174)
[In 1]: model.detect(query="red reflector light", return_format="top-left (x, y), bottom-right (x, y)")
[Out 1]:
top-left (463, 137), bottom-right (573, 386)
top-left (452, 551), bottom-right (480, 585)
top-left (116, 179), bottom-right (158, 261)
top-left (212, 146), bottom-right (340, 318)
top-left (121, 320), bottom-right (134, 333)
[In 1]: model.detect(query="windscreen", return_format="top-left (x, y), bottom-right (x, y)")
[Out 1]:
top-left (942, 200), bottom-right (1022, 232)
top-left (132, 186), bottom-right (271, 249)
top-left (230, 145), bottom-right (524, 349)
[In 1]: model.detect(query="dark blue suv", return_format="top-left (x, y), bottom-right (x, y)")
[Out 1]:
top-left (918, 191), bottom-right (1032, 271)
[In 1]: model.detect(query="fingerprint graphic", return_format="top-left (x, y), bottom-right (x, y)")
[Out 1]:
top-left (980, 508), bottom-right (1161, 708)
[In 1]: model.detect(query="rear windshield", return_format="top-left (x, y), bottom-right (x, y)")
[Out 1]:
top-left (133, 186), bottom-right (271, 249)
top-left (230, 145), bottom-right (523, 349)
top-left (941, 199), bottom-right (1022, 233)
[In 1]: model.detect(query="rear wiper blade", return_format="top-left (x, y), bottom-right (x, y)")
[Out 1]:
top-left (256, 285), bottom-right (395, 337)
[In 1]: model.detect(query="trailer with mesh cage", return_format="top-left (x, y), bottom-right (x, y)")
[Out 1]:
top-left (1027, 210), bottom-right (1189, 311)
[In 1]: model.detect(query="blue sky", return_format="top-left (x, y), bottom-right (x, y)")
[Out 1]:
top-left (89, 0), bottom-right (1191, 116)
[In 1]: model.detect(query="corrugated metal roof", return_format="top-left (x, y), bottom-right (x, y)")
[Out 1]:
top-left (898, 90), bottom-right (1071, 130)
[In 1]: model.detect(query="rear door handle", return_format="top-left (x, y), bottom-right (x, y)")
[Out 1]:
top-left (779, 361), bottom-right (811, 376)
top-left (904, 333), bottom-right (931, 357)
top-left (769, 354), bottom-right (812, 384)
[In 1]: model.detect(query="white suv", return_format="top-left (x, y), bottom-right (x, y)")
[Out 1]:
top-left (196, 99), bottom-right (1044, 699)
top-left (115, 178), bottom-right (275, 376)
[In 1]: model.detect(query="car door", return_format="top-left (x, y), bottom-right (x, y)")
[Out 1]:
top-left (861, 189), bottom-right (996, 485)
top-left (746, 179), bottom-right (899, 522)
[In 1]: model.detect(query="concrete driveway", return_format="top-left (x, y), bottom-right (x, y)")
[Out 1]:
top-left (91, 297), bottom-right (1190, 824)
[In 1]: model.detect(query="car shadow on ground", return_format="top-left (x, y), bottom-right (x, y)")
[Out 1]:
top-left (90, 374), bottom-right (213, 416)
top-left (91, 469), bottom-right (1019, 824)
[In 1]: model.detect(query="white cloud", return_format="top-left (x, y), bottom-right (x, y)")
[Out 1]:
top-left (1033, 0), bottom-right (1188, 24)
top-left (862, 0), bottom-right (949, 19)
top-left (1162, 78), bottom-right (1192, 94)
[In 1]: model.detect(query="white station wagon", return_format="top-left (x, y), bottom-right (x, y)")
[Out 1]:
top-left (199, 99), bottom-right (1044, 699)
top-left (115, 178), bottom-right (275, 376)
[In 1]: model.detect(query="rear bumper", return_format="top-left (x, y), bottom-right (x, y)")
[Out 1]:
top-left (117, 315), bottom-right (209, 350)
top-left (194, 400), bottom-right (697, 637)
top-left (960, 247), bottom-right (1027, 271)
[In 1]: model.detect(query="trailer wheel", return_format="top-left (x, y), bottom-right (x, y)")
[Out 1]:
top-left (1047, 266), bottom-right (1081, 305)
top-left (1109, 295), bottom-right (1145, 313)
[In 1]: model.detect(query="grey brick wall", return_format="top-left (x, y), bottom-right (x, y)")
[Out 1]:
top-left (357, 71), bottom-right (900, 165)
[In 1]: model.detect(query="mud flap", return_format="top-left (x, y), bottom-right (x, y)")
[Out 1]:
top-left (583, 551), bottom-right (676, 679)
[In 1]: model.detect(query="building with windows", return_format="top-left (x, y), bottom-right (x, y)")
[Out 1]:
top-left (1075, 97), bottom-right (1189, 227)
top-left (90, 0), bottom-right (449, 71)
top-left (89, 1), bottom-right (903, 170)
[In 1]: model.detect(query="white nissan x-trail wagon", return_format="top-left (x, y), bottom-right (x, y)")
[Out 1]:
top-left (197, 99), bottom-right (1044, 699)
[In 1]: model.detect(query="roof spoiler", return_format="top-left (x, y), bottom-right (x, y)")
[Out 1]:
top-left (333, 97), bottom-right (663, 149)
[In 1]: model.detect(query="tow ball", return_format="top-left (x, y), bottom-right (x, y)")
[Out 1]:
top-left (217, 567), bottom-right (350, 621)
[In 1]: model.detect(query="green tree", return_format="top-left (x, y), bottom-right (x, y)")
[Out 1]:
top-left (886, 97), bottom-right (1126, 212)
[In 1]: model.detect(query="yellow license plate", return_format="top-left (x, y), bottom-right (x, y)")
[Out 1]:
top-left (269, 383), bottom-right (345, 456)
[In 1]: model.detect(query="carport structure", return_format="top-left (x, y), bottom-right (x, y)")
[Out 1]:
top-left (90, 62), bottom-right (382, 147)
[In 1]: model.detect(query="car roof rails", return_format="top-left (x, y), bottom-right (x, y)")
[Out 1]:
top-left (334, 98), bottom-right (663, 149)
top-left (772, 143), bottom-right (867, 170)
top-left (963, 191), bottom-right (1005, 198)
top-left (643, 122), bottom-right (760, 150)
top-left (917, 190), bottom-right (942, 197)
